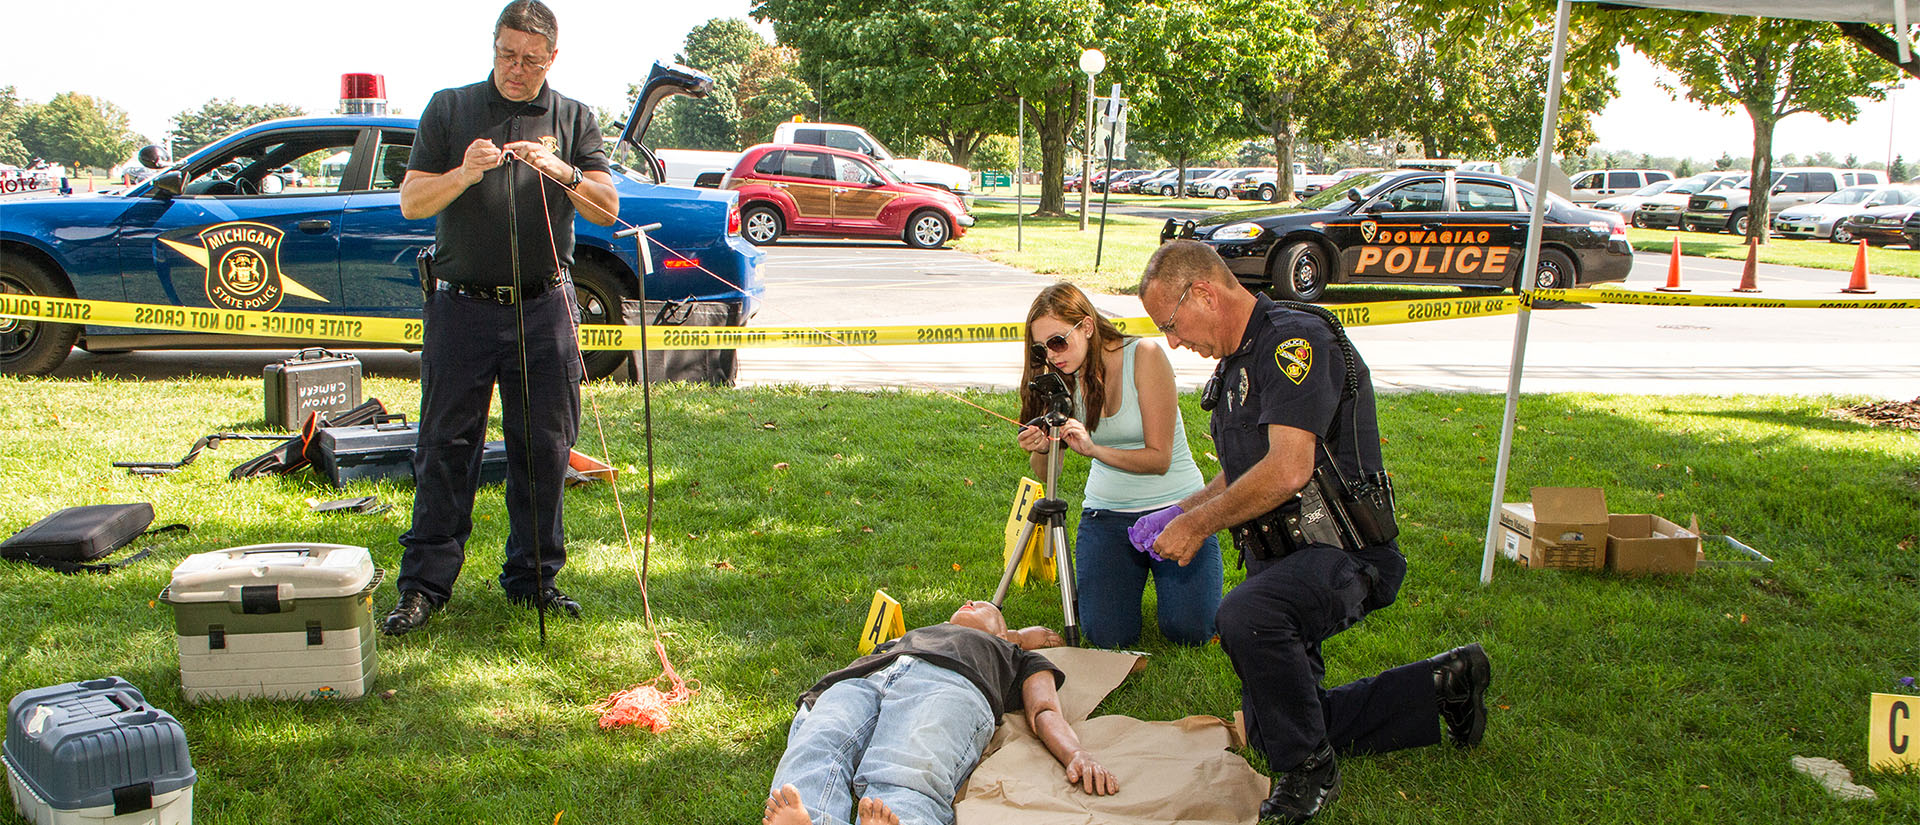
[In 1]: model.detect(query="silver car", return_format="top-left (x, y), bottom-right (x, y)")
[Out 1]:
top-left (1591, 180), bottom-right (1677, 221)
top-left (1772, 184), bottom-right (1915, 242)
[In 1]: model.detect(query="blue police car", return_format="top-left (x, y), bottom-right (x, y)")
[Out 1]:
top-left (0, 73), bottom-right (762, 379)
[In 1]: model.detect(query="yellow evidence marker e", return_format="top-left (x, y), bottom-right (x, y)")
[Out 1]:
top-left (1869, 692), bottom-right (1917, 771)
top-left (858, 589), bottom-right (906, 655)
top-left (1002, 477), bottom-right (1054, 587)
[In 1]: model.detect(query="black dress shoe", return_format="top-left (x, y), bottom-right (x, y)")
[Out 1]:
top-left (1259, 743), bottom-right (1340, 824)
top-left (1430, 642), bottom-right (1492, 747)
top-left (382, 590), bottom-right (435, 636)
top-left (508, 586), bottom-right (583, 619)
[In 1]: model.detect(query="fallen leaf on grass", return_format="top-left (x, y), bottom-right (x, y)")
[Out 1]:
top-left (773, 462), bottom-right (790, 470)
top-left (964, 478), bottom-right (974, 486)
top-left (1739, 614), bottom-right (1748, 624)
top-left (861, 527), bottom-right (874, 533)
top-left (952, 563), bottom-right (962, 572)
top-left (712, 560), bottom-right (736, 570)
top-left (1899, 536), bottom-right (1914, 551)
top-left (761, 421), bottom-right (777, 430)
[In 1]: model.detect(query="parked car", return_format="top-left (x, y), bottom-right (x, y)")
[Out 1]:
top-left (0, 70), bottom-right (763, 378)
top-left (1832, 186), bottom-right (1920, 246)
top-left (1568, 168), bottom-right (1673, 205)
top-left (1772, 184), bottom-right (1911, 242)
top-left (1166, 169), bottom-right (1633, 301)
top-left (1633, 172), bottom-right (1748, 229)
top-left (1188, 168), bottom-right (1260, 199)
top-left (1232, 164), bottom-right (1342, 202)
top-left (1141, 168), bottom-right (1219, 197)
top-left (1096, 169), bottom-right (1150, 193)
top-left (1590, 180), bottom-right (1676, 222)
top-left (722, 143), bottom-right (973, 248)
top-left (1126, 169), bottom-right (1178, 195)
top-left (1683, 167), bottom-right (1888, 234)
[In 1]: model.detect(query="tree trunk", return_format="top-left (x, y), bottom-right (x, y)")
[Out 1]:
top-left (1037, 95), bottom-right (1069, 216)
top-left (936, 130), bottom-right (986, 171)
top-left (1748, 108), bottom-right (1775, 247)
top-left (1274, 109), bottom-right (1295, 202)
top-left (1176, 154), bottom-right (1189, 199)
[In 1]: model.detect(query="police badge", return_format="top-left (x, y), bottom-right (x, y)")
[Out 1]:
top-left (159, 221), bottom-right (327, 311)
top-left (1359, 220), bottom-right (1378, 243)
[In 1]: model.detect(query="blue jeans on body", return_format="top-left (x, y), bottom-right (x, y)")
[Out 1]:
top-left (770, 656), bottom-right (996, 825)
top-left (1076, 507), bottom-right (1224, 648)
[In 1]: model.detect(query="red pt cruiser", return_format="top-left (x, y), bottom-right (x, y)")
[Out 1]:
top-left (722, 143), bottom-right (974, 248)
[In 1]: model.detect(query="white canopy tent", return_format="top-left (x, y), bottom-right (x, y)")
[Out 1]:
top-left (1480, 0), bottom-right (1917, 583)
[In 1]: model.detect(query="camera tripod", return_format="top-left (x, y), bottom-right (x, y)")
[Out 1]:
top-left (991, 408), bottom-right (1081, 646)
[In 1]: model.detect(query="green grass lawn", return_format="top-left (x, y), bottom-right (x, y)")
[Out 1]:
top-left (1626, 228), bottom-right (1920, 279)
top-left (1, 379), bottom-right (1916, 824)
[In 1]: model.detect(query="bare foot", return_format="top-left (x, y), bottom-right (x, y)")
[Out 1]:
top-left (857, 797), bottom-right (900, 825)
top-left (764, 784), bottom-right (812, 825)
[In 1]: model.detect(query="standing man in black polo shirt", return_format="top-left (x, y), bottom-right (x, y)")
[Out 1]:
top-left (383, 0), bottom-right (618, 636)
top-left (1130, 241), bottom-right (1492, 824)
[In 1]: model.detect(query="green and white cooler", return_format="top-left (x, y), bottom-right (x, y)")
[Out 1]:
top-left (159, 543), bottom-right (382, 702)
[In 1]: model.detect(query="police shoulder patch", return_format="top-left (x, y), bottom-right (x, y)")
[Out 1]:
top-left (1276, 337), bottom-right (1313, 385)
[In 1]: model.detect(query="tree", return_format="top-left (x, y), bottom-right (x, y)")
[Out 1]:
top-left (1892, 154), bottom-right (1909, 181)
top-left (1120, 0), bottom-right (1294, 195)
top-left (18, 92), bottom-right (141, 171)
top-left (170, 99), bottom-right (305, 157)
top-left (1209, 0), bottom-right (1328, 199)
top-left (1625, 15), bottom-right (1897, 243)
top-left (0, 86), bottom-right (30, 166)
top-left (756, 0), bottom-right (1099, 215)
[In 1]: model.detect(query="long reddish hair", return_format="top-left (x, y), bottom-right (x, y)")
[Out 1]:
top-left (1019, 282), bottom-right (1132, 433)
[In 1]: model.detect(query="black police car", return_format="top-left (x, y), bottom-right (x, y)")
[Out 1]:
top-left (1163, 169), bottom-right (1634, 301)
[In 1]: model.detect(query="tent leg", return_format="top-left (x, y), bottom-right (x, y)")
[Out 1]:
top-left (1482, 0), bottom-right (1572, 586)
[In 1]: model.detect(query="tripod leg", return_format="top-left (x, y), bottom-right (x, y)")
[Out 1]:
top-left (992, 519), bottom-right (1043, 607)
top-left (1049, 521), bottom-right (1079, 647)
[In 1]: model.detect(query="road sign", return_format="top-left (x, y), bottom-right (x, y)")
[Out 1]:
top-left (982, 170), bottom-right (1012, 187)
top-left (1094, 96), bottom-right (1128, 160)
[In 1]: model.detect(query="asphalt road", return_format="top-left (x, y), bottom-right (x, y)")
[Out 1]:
top-left (43, 239), bottom-right (1920, 400)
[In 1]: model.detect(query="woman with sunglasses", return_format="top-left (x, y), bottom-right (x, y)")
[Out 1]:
top-left (1016, 283), bottom-right (1221, 647)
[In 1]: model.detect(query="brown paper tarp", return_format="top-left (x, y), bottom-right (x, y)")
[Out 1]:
top-left (955, 647), bottom-right (1268, 825)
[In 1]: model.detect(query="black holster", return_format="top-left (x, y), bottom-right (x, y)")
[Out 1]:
top-left (417, 245), bottom-right (437, 300)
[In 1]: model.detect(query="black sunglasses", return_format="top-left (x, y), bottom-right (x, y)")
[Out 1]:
top-left (1028, 320), bottom-right (1086, 359)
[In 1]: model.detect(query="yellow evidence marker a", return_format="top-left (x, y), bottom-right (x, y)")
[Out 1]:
top-left (1002, 477), bottom-right (1055, 587)
top-left (1869, 692), bottom-right (1917, 771)
top-left (858, 590), bottom-right (906, 655)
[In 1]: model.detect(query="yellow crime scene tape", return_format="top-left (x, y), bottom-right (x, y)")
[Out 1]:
top-left (0, 292), bottom-right (1523, 351)
top-left (1, 290), bottom-right (1909, 353)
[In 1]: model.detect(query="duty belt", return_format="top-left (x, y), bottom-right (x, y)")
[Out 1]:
top-left (438, 271), bottom-right (567, 305)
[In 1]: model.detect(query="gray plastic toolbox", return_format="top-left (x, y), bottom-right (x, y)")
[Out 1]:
top-left (3, 677), bottom-right (194, 824)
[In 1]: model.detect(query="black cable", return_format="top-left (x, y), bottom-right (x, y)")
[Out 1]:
top-left (505, 145), bottom-right (548, 645)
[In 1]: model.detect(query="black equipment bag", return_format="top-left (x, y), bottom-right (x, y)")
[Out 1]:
top-left (0, 504), bottom-right (188, 574)
top-left (264, 348), bottom-right (364, 430)
top-left (230, 398), bottom-right (387, 480)
top-left (623, 299), bottom-right (740, 387)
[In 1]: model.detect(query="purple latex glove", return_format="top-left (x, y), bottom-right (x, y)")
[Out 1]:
top-left (1128, 505), bottom-right (1183, 561)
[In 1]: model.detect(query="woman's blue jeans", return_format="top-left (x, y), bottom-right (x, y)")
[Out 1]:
top-left (1076, 507), bottom-right (1223, 647)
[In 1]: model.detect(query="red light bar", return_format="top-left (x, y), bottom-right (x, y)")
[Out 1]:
top-left (663, 258), bottom-right (699, 269)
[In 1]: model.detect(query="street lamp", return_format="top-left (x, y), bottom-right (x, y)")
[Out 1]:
top-left (1078, 48), bottom-right (1105, 230)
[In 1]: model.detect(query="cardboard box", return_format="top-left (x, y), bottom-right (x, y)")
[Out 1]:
top-left (1498, 487), bottom-right (1608, 569)
top-left (1606, 514), bottom-right (1701, 575)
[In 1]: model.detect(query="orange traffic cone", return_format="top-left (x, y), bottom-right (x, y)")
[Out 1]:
top-left (1656, 235), bottom-right (1689, 292)
top-left (1732, 239), bottom-right (1761, 293)
top-left (1842, 240), bottom-right (1876, 294)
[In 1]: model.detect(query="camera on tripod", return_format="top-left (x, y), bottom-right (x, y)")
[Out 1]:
top-left (1026, 373), bottom-right (1073, 427)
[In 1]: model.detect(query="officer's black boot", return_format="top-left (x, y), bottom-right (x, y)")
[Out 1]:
top-left (1259, 742), bottom-right (1340, 825)
top-left (510, 586), bottom-right (583, 619)
top-left (1430, 643), bottom-right (1491, 747)
top-left (382, 590), bottom-right (436, 637)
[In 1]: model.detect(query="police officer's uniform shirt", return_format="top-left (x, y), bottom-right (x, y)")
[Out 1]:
top-left (1209, 294), bottom-right (1384, 487)
top-left (409, 75), bottom-right (611, 287)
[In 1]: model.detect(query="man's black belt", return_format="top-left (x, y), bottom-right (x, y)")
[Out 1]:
top-left (437, 271), bottom-right (567, 305)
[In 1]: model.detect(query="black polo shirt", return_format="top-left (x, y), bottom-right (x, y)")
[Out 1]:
top-left (409, 74), bottom-right (611, 287)
top-left (1208, 294), bottom-right (1384, 486)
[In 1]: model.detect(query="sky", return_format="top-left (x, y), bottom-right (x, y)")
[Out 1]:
top-left (7, 0), bottom-right (1916, 168)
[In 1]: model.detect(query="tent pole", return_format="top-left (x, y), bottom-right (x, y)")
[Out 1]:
top-left (1482, 0), bottom-right (1572, 585)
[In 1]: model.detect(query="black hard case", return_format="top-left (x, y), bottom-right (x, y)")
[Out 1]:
top-left (310, 418), bottom-right (507, 488)
top-left (623, 299), bottom-right (740, 387)
top-left (0, 503), bottom-right (153, 568)
top-left (264, 349), bottom-right (363, 430)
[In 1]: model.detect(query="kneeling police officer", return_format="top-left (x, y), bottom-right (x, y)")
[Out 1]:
top-left (1132, 240), bottom-right (1491, 824)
